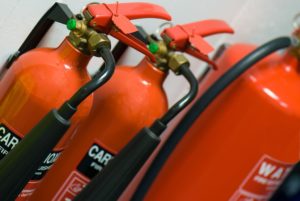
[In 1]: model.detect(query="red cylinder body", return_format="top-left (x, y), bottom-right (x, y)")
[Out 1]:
top-left (144, 44), bottom-right (300, 201)
top-left (0, 39), bottom-right (93, 199)
top-left (30, 58), bottom-right (168, 200)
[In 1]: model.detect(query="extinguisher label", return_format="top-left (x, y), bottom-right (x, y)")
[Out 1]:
top-left (0, 123), bottom-right (21, 159)
top-left (54, 143), bottom-right (115, 200)
top-left (230, 155), bottom-right (293, 201)
top-left (77, 143), bottom-right (115, 179)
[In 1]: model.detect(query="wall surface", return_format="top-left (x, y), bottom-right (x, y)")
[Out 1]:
top-left (0, 0), bottom-right (299, 105)
top-left (0, 0), bottom-right (299, 200)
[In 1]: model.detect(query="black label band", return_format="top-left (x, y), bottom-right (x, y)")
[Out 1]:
top-left (0, 123), bottom-right (22, 160)
top-left (77, 143), bottom-right (115, 179)
top-left (31, 150), bottom-right (61, 180)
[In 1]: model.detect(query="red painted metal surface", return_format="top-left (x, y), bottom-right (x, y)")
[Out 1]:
top-left (0, 39), bottom-right (93, 199)
top-left (144, 44), bottom-right (300, 201)
top-left (29, 58), bottom-right (168, 200)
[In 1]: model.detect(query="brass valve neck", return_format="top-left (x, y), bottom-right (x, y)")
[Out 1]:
top-left (67, 16), bottom-right (111, 56)
top-left (291, 30), bottom-right (300, 60)
top-left (149, 37), bottom-right (190, 74)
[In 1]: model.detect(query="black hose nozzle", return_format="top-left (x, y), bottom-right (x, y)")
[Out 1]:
top-left (0, 110), bottom-right (70, 200)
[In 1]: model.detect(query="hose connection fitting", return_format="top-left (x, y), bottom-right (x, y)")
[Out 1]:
top-left (168, 53), bottom-right (190, 75)
top-left (67, 16), bottom-right (111, 56)
top-left (291, 13), bottom-right (300, 59)
top-left (87, 32), bottom-right (111, 57)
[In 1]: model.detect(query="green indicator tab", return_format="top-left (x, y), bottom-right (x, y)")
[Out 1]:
top-left (67, 19), bottom-right (77, 30)
top-left (148, 42), bottom-right (159, 54)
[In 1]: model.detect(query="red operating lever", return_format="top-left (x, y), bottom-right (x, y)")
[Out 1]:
top-left (85, 2), bottom-right (172, 62)
top-left (161, 20), bottom-right (234, 69)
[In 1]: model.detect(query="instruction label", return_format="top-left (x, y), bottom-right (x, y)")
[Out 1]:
top-left (55, 143), bottom-right (115, 200)
top-left (230, 155), bottom-right (293, 201)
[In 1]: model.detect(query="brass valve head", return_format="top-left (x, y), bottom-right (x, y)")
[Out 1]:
top-left (147, 37), bottom-right (190, 74)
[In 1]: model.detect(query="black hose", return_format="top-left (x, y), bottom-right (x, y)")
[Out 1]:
top-left (159, 64), bottom-right (198, 126)
top-left (132, 37), bottom-right (292, 200)
top-left (58, 46), bottom-right (115, 119)
top-left (68, 46), bottom-right (115, 108)
top-left (97, 41), bottom-right (128, 76)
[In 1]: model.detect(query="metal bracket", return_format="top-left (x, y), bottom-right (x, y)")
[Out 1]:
top-left (3, 2), bottom-right (73, 69)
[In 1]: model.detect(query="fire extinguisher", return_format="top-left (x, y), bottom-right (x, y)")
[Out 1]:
top-left (0, 2), bottom-right (171, 200)
top-left (132, 35), bottom-right (297, 201)
top-left (70, 20), bottom-right (233, 201)
top-left (29, 19), bottom-right (233, 201)
top-left (27, 4), bottom-right (173, 201)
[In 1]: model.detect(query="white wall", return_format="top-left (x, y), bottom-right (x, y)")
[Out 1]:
top-left (0, 0), bottom-right (299, 105)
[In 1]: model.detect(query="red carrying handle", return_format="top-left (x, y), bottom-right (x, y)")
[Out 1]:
top-left (161, 20), bottom-right (234, 69)
top-left (84, 2), bottom-right (172, 62)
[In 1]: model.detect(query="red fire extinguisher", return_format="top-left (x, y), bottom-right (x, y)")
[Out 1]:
top-left (0, 2), bottom-right (171, 200)
top-left (132, 33), bottom-right (298, 201)
top-left (30, 19), bottom-right (233, 201)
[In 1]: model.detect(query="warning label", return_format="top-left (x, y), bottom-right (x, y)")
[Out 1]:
top-left (230, 155), bottom-right (294, 201)
top-left (54, 171), bottom-right (90, 201)
top-left (54, 143), bottom-right (115, 200)
top-left (0, 123), bottom-right (21, 159)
